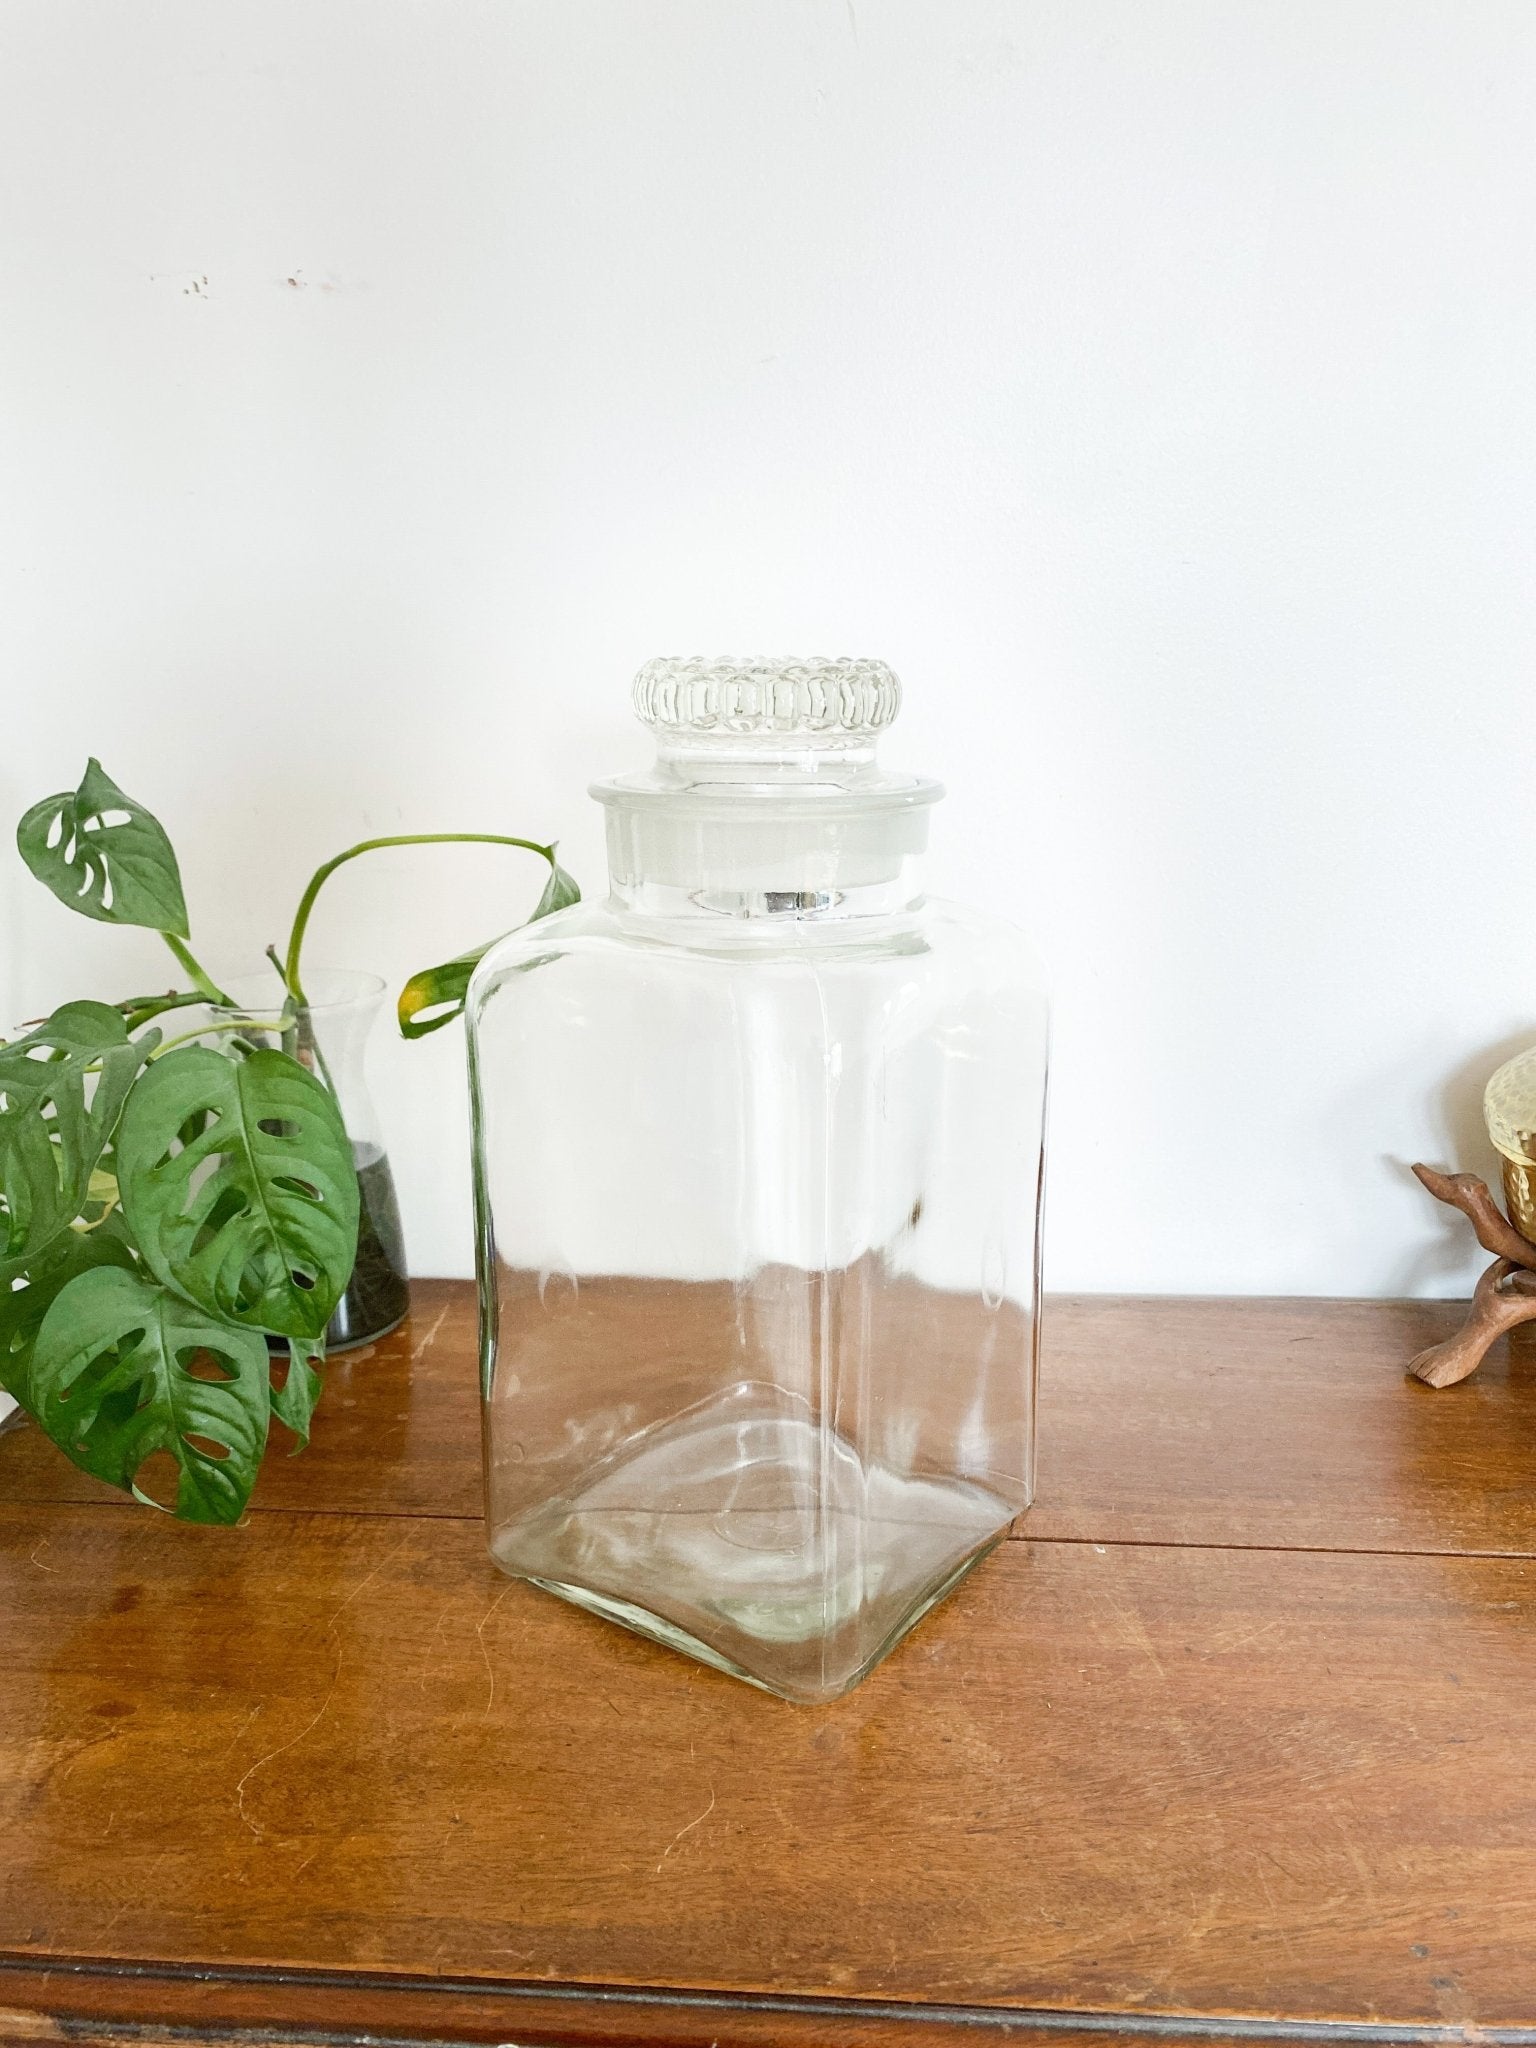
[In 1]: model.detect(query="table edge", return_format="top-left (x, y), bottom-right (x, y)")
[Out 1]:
top-left (3, 1955), bottom-right (1534, 2048)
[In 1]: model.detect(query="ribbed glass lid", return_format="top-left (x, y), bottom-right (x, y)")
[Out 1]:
top-left (594, 656), bottom-right (939, 809)
top-left (633, 655), bottom-right (901, 744)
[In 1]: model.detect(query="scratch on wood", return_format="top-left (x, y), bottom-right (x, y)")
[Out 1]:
top-left (655, 1784), bottom-right (716, 1873)
top-left (1327, 1804), bottom-right (1382, 1914)
top-left (476, 1581), bottom-right (517, 1722)
top-left (98, 1849), bottom-right (169, 1940)
top-left (235, 1648), bottom-right (343, 1840)
top-left (326, 1535), bottom-right (413, 1631)
top-left (221, 1539), bottom-right (413, 1835)
top-left (419, 1598), bottom-right (457, 1692)
top-left (1183, 1886), bottom-right (1222, 1945)
top-left (29, 1537), bottom-right (58, 1573)
top-left (1210, 1615), bottom-right (1283, 1654)
top-left (1249, 1854), bottom-right (1298, 1959)
top-left (217, 1701), bottom-right (264, 1763)
top-left (55, 1726), bottom-right (124, 1785)
top-left (410, 1303), bottom-right (450, 1364)
top-left (1100, 1579), bottom-right (1170, 1687)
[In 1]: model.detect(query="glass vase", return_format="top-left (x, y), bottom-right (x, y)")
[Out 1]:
top-left (211, 969), bottom-right (409, 1351)
top-left (465, 658), bottom-right (1048, 1703)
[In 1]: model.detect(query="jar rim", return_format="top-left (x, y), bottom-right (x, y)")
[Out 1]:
top-left (589, 775), bottom-right (944, 818)
top-left (209, 966), bottom-right (385, 1014)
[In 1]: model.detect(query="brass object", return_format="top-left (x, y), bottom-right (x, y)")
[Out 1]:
top-left (1486, 1047), bottom-right (1536, 1242)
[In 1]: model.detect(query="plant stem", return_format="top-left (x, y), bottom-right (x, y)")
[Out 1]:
top-left (116, 989), bottom-right (208, 1032)
top-left (161, 933), bottom-right (232, 1006)
top-left (283, 833), bottom-right (555, 1003)
top-left (148, 1016), bottom-right (290, 1059)
top-left (262, 946), bottom-right (341, 1098)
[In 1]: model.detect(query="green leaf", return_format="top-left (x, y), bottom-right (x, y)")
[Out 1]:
top-left (0, 1003), bottom-right (157, 1283)
top-left (397, 940), bottom-right (488, 1039)
top-left (397, 854), bottom-right (579, 1039)
top-left (271, 1336), bottom-right (323, 1450)
top-left (17, 758), bottom-right (190, 936)
top-left (531, 855), bottom-right (580, 922)
top-left (116, 1045), bottom-right (360, 1341)
top-left (29, 1264), bottom-right (269, 1524)
top-left (0, 1217), bottom-right (138, 1413)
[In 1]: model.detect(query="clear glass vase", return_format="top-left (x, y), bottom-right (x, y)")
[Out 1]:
top-left (211, 969), bottom-right (409, 1351)
top-left (467, 658), bottom-right (1048, 1702)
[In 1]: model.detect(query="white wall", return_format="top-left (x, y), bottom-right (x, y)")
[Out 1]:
top-left (3, 0), bottom-right (1533, 1297)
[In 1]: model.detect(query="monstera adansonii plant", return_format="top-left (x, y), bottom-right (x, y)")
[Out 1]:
top-left (1, 758), bottom-right (576, 1523)
top-left (0, 762), bottom-right (362, 1521)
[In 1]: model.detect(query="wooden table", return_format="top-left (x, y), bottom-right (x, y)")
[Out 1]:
top-left (4, 1286), bottom-right (1536, 2048)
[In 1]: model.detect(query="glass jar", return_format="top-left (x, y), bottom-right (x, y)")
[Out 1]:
top-left (467, 658), bottom-right (1048, 1701)
top-left (209, 969), bottom-right (410, 1350)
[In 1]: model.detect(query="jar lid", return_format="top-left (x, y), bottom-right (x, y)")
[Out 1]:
top-left (633, 656), bottom-right (900, 746)
top-left (592, 654), bottom-right (941, 896)
top-left (599, 654), bottom-right (936, 806)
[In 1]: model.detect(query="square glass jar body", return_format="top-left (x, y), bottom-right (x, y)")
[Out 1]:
top-left (467, 896), bottom-right (1047, 1703)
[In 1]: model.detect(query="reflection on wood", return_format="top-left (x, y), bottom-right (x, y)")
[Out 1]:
top-left (485, 1260), bottom-right (1034, 1518)
top-left (7, 1286), bottom-right (1535, 1559)
top-left (6, 1506), bottom-right (1536, 2033)
top-left (9, 1288), bottom-right (1536, 2039)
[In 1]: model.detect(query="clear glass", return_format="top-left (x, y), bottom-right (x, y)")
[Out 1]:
top-left (209, 969), bottom-right (409, 1350)
top-left (467, 659), bottom-right (1048, 1702)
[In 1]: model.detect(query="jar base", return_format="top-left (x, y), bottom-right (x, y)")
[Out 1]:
top-left (487, 1390), bottom-right (1017, 1702)
top-left (518, 1537), bottom-right (1005, 1704)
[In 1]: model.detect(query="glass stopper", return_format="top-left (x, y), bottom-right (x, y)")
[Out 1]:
top-left (633, 657), bottom-right (901, 742)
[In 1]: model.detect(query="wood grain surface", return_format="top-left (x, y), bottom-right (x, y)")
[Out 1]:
top-left (4, 1286), bottom-right (1529, 1554)
top-left (4, 1285), bottom-right (1536, 2047)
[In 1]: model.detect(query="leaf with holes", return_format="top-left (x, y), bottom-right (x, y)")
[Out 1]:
top-left (17, 757), bottom-right (190, 936)
top-left (29, 1263), bottom-right (270, 1523)
top-left (397, 854), bottom-right (579, 1038)
top-left (0, 1002), bottom-right (158, 1283)
top-left (271, 1336), bottom-right (324, 1450)
top-left (396, 937), bottom-right (489, 1039)
top-left (0, 1214), bottom-right (138, 1414)
top-left (116, 1046), bottom-right (360, 1341)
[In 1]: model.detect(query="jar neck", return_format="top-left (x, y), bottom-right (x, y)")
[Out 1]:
top-left (597, 789), bottom-right (938, 924)
top-left (607, 864), bottom-right (927, 922)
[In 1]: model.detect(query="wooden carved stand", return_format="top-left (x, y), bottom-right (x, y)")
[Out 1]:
top-left (1410, 1163), bottom-right (1536, 1386)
